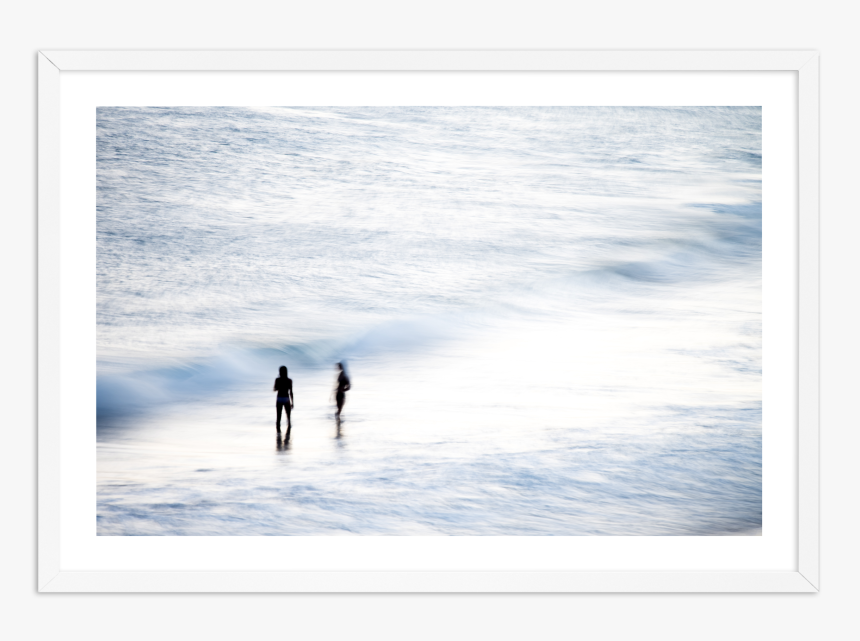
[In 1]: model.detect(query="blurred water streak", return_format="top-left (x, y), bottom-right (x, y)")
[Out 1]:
top-left (97, 107), bottom-right (761, 535)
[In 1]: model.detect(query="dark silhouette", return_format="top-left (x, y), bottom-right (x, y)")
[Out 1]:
top-left (334, 362), bottom-right (350, 418)
top-left (273, 365), bottom-right (294, 438)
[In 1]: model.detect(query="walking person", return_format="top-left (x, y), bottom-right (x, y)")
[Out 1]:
top-left (273, 365), bottom-right (294, 438)
top-left (334, 362), bottom-right (350, 419)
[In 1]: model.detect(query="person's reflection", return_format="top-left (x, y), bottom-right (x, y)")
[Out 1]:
top-left (335, 416), bottom-right (342, 439)
top-left (276, 433), bottom-right (290, 452)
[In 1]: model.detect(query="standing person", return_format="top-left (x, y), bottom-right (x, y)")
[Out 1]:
top-left (334, 362), bottom-right (350, 418)
top-left (273, 366), bottom-right (294, 436)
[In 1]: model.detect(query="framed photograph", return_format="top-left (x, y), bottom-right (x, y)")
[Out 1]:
top-left (38, 50), bottom-right (819, 592)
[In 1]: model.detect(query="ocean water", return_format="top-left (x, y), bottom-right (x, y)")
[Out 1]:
top-left (96, 106), bottom-right (762, 536)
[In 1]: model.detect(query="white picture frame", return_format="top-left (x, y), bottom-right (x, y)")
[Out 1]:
top-left (38, 50), bottom-right (819, 593)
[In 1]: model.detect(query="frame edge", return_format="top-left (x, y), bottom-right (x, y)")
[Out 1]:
top-left (797, 53), bottom-right (820, 591)
top-left (40, 571), bottom-right (819, 593)
top-left (37, 51), bottom-right (62, 592)
top-left (41, 49), bottom-right (818, 72)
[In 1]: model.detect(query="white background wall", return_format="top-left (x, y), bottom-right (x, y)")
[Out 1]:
top-left (2, 2), bottom-right (856, 639)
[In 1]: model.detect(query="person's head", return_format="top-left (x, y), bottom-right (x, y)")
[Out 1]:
top-left (279, 365), bottom-right (288, 377)
top-left (336, 362), bottom-right (343, 372)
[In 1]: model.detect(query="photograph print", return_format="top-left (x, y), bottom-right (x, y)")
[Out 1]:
top-left (96, 106), bottom-right (762, 536)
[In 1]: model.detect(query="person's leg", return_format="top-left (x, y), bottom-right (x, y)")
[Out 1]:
top-left (285, 402), bottom-right (292, 429)
top-left (336, 392), bottom-right (345, 417)
top-left (276, 401), bottom-right (283, 431)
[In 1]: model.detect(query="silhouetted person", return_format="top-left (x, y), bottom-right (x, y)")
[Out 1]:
top-left (273, 365), bottom-right (294, 437)
top-left (334, 362), bottom-right (350, 418)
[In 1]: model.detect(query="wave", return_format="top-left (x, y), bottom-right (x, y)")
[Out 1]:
top-left (96, 312), bottom-right (477, 421)
top-left (97, 201), bottom-right (760, 421)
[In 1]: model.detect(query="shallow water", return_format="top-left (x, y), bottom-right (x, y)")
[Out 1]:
top-left (97, 106), bottom-right (761, 535)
